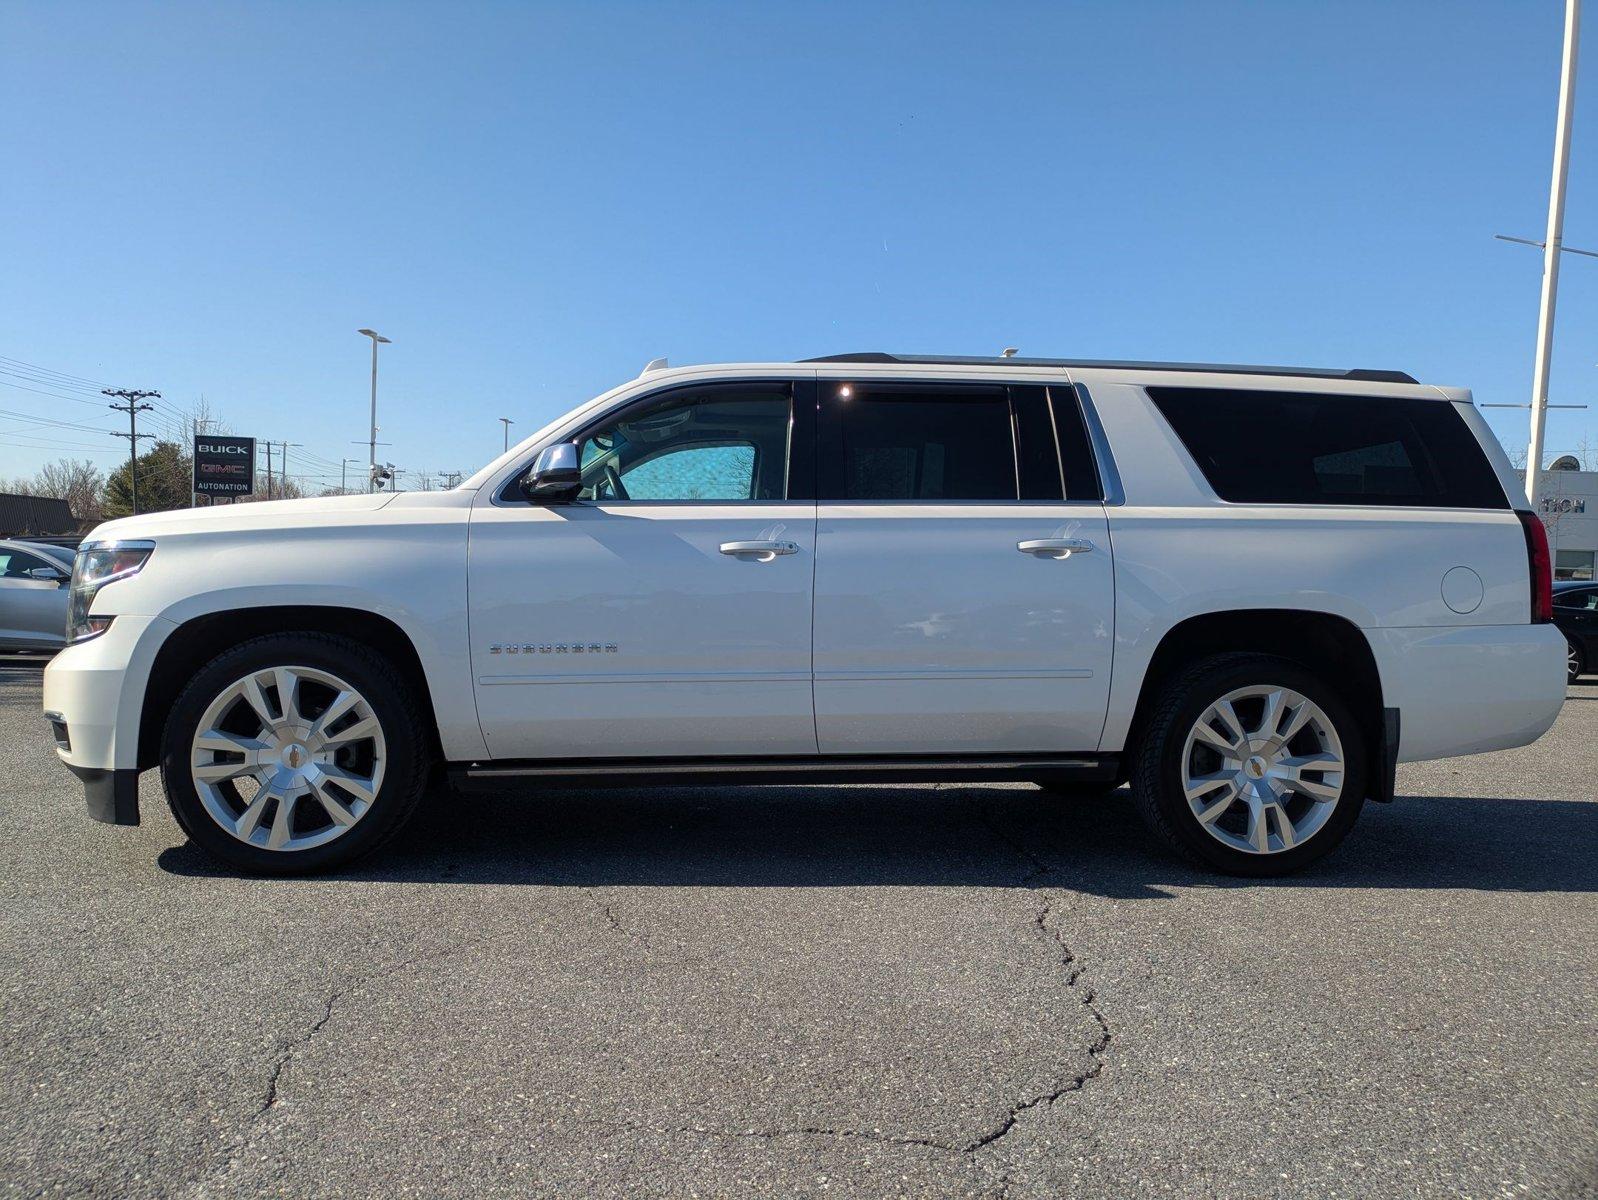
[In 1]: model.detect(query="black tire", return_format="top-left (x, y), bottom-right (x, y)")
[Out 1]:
top-left (1130, 653), bottom-right (1368, 877)
top-left (161, 632), bottom-right (430, 874)
top-left (1568, 637), bottom-right (1585, 684)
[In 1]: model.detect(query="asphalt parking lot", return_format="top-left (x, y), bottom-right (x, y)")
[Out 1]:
top-left (1, 653), bottom-right (1594, 1199)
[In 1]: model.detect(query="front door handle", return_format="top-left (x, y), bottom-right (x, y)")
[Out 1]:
top-left (1017, 537), bottom-right (1095, 557)
top-left (720, 540), bottom-right (800, 561)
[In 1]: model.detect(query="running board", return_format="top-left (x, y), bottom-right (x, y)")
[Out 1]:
top-left (449, 753), bottom-right (1119, 790)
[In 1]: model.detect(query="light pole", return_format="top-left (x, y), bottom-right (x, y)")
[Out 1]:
top-left (340, 457), bottom-right (359, 495)
top-left (499, 416), bottom-right (515, 452)
top-left (357, 328), bottom-right (391, 493)
top-left (1522, 0), bottom-right (1582, 505)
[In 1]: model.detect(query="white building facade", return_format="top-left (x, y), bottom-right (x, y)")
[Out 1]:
top-left (1530, 467), bottom-right (1598, 580)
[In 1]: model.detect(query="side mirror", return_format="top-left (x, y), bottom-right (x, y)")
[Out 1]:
top-left (521, 442), bottom-right (582, 502)
top-left (27, 566), bottom-right (68, 584)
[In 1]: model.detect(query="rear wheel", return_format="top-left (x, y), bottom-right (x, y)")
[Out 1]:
top-left (1568, 637), bottom-right (1585, 683)
top-left (161, 632), bottom-right (429, 874)
top-left (1131, 654), bottom-right (1367, 876)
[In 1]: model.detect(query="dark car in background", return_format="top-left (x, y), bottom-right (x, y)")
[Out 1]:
top-left (1555, 580), bottom-right (1598, 682)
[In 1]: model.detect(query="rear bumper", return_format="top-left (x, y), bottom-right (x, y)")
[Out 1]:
top-left (1369, 623), bottom-right (1566, 762)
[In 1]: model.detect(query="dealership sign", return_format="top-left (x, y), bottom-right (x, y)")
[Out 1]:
top-left (193, 435), bottom-right (256, 497)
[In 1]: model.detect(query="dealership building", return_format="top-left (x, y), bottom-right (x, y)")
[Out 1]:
top-left (1530, 461), bottom-right (1598, 581)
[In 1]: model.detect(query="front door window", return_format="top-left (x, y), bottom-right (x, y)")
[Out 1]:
top-left (576, 390), bottom-right (791, 502)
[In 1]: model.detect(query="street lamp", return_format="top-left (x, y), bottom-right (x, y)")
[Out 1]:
top-left (499, 416), bottom-right (515, 452)
top-left (358, 328), bottom-right (391, 493)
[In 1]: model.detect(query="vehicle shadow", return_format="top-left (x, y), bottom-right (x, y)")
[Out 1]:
top-left (157, 781), bottom-right (1598, 898)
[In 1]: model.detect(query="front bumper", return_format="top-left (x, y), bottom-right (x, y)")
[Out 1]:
top-left (42, 613), bottom-right (175, 825)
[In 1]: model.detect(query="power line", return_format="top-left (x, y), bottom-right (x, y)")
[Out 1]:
top-left (2, 436), bottom-right (123, 454)
top-left (0, 354), bottom-right (113, 390)
top-left (0, 405), bottom-right (123, 435)
top-left (0, 377), bottom-right (120, 408)
top-left (0, 368), bottom-right (106, 395)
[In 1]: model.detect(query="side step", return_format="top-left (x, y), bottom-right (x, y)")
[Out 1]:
top-left (448, 752), bottom-right (1120, 791)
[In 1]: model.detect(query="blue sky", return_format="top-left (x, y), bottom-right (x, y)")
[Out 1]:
top-left (3, 1), bottom-right (1597, 488)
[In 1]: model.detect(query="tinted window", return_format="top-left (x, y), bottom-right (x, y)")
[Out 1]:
top-left (0, 550), bottom-right (50, 578)
top-left (1050, 385), bottom-right (1104, 501)
top-left (1147, 388), bottom-right (1508, 508)
top-left (834, 386), bottom-right (1017, 501)
top-left (1555, 587), bottom-right (1598, 611)
top-left (575, 387), bottom-right (791, 501)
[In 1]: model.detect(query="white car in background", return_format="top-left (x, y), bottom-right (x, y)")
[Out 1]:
top-left (41, 353), bottom-right (1566, 876)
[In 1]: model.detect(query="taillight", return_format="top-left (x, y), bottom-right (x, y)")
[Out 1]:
top-left (1517, 511), bottom-right (1553, 623)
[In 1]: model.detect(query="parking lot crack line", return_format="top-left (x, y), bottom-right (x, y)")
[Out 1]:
top-left (971, 797), bottom-right (1056, 885)
top-left (962, 898), bottom-right (1112, 1157)
top-left (582, 885), bottom-right (651, 949)
top-left (604, 1120), bottom-right (961, 1152)
top-left (186, 933), bottom-right (500, 1197)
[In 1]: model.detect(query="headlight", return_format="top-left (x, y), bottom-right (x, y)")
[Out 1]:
top-left (67, 540), bottom-right (155, 644)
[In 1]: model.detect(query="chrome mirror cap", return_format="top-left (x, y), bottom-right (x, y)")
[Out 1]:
top-left (523, 442), bottom-right (581, 501)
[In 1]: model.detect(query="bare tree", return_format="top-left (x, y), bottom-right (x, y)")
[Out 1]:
top-left (0, 459), bottom-right (106, 521)
top-left (31, 459), bottom-right (106, 523)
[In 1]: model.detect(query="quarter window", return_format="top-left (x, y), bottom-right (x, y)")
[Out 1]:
top-left (1147, 387), bottom-right (1509, 509)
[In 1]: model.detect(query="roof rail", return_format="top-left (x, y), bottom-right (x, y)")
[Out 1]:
top-left (801, 352), bottom-right (1417, 385)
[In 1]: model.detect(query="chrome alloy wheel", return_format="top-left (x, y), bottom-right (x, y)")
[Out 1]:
top-left (1570, 640), bottom-right (1582, 680)
top-left (1180, 685), bottom-right (1345, 855)
top-left (189, 665), bottom-right (387, 852)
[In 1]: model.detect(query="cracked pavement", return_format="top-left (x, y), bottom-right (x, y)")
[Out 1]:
top-left (1, 654), bottom-right (1595, 1198)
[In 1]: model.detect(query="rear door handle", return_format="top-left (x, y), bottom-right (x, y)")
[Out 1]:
top-left (1017, 537), bottom-right (1096, 557)
top-left (720, 540), bottom-right (800, 561)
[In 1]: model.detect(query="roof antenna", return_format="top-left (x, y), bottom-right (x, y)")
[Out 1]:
top-left (640, 357), bottom-right (669, 376)
top-left (1000, 347), bottom-right (1019, 358)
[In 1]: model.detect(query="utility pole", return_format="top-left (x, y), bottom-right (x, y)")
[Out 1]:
top-left (1526, 0), bottom-right (1582, 505)
top-left (499, 416), bottom-right (514, 452)
top-left (358, 329), bottom-right (391, 493)
top-left (341, 458), bottom-right (359, 495)
top-left (103, 389), bottom-right (159, 515)
top-left (264, 440), bottom-right (273, 501)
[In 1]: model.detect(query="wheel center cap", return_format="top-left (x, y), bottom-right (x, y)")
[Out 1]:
top-left (282, 743), bottom-right (308, 770)
top-left (1244, 755), bottom-right (1268, 779)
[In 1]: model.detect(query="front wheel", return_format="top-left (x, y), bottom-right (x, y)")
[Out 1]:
top-left (161, 632), bottom-right (430, 874)
top-left (1568, 637), bottom-right (1585, 683)
top-left (1131, 654), bottom-right (1367, 877)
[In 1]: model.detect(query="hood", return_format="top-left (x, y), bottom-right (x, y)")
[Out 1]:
top-left (86, 492), bottom-right (401, 543)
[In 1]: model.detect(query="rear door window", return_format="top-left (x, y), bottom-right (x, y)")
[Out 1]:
top-left (817, 381), bottom-right (1102, 503)
top-left (1147, 387), bottom-right (1509, 509)
top-left (828, 384), bottom-right (1017, 501)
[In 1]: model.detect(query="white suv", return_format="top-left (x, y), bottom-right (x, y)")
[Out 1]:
top-left (42, 354), bottom-right (1567, 876)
